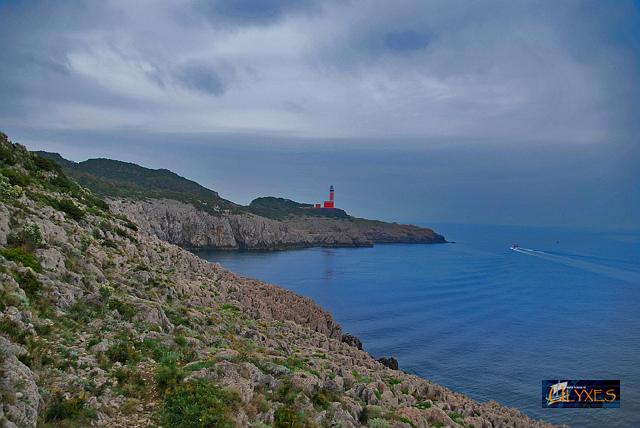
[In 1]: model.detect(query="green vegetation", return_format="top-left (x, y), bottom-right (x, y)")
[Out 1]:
top-left (274, 404), bottom-right (304, 428)
top-left (0, 172), bottom-right (23, 200)
top-left (360, 405), bottom-right (385, 424)
top-left (282, 355), bottom-right (308, 372)
top-left (160, 379), bottom-right (240, 428)
top-left (0, 247), bottom-right (42, 272)
top-left (220, 303), bottom-right (241, 313)
top-left (155, 361), bottom-right (184, 394)
top-left (107, 298), bottom-right (136, 321)
top-left (106, 338), bottom-right (140, 365)
top-left (37, 152), bottom-right (241, 215)
top-left (248, 197), bottom-right (349, 220)
top-left (367, 418), bottom-right (390, 428)
top-left (0, 135), bottom-right (109, 214)
top-left (1, 167), bottom-right (31, 187)
top-left (55, 198), bottom-right (85, 220)
top-left (414, 400), bottom-right (432, 409)
top-left (113, 366), bottom-right (146, 398)
top-left (37, 150), bottom-right (357, 220)
top-left (352, 370), bottom-right (373, 384)
top-left (311, 387), bottom-right (340, 410)
top-left (449, 411), bottom-right (467, 426)
top-left (13, 269), bottom-right (41, 300)
top-left (8, 223), bottom-right (43, 251)
top-left (44, 394), bottom-right (96, 425)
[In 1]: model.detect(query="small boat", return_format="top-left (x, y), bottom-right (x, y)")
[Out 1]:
top-left (510, 244), bottom-right (519, 250)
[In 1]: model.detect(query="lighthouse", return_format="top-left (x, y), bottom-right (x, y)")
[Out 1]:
top-left (323, 185), bottom-right (335, 208)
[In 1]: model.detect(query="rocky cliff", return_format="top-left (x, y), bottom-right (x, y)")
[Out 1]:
top-left (0, 135), bottom-right (558, 427)
top-left (38, 151), bottom-right (447, 251)
top-left (108, 198), bottom-right (444, 251)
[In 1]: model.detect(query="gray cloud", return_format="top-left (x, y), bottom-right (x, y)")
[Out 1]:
top-left (0, 0), bottom-right (638, 228)
top-left (383, 30), bottom-right (431, 52)
top-left (176, 64), bottom-right (227, 96)
top-left (1, 0), bottom-right (638, 142)
top-left (194, 0), bottom-right (320, 27)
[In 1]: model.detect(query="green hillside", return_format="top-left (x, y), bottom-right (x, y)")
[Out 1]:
top-left (38, 152), bottom-right (354, 220)
top-left (36, 152), bottom-right (241, 215)
top-left (248, 197), bottom-right (350, 220)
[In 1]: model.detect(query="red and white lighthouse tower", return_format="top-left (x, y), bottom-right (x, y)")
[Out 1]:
top-left (323, 185), bottom-right (335, 208)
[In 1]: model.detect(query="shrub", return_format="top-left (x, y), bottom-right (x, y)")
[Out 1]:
top-left (220, 303), bottom-right (240, 313)
top-left (174, 335), bottom-right (187, 347)
top-left (311, 389), bottom-right (340, 410)
top-left (0, 139), bottom-right (16, 165)
top-left (0, 167), bottom-right (30, 187)
top-left (368, 418), bottom-right (390, 428)
top-left (283, 355), bottom-right (307, 372)
top-left (414, 400), bottom-right (432, 409)
top-left (274, 404), bottom-right (304, 428)
top-left (56, 198), bottom-right (85, 220)
top-left (351, 370), bottom-right (373, 384)
top-left (0, 247), bottom-right (42, 272)
top-left (449, 411), bottom-right (465, 425)
top-left (13, 269), bottom-right (41, 300)
top-left (114, 367), bottom-right (146, 398)
top-left (107, 339), bottom-right (140, 364)
top-left (155, 361), bottom-right (184, 394)
top-left (31, 154), bottom-right (59, 172)
top-left (8, 223), bottom-right (43, 251)
top-left (274, 379), bottom-right (301, 405)
top-left (107, 298), bottom-right (136, 321)
top-left (44, 394), bottom-right (92, 422)
top-left (0, 173), bottom-right (22, 200)
top-left (360, 406), bottom-right (385, 424)
top-left (160, 379), bottom-right (240, 428)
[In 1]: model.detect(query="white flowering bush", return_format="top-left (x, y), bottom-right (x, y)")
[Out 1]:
top-left (0, 172), bottom-right (23, 200)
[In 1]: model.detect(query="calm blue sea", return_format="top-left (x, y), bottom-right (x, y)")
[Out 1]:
top-left (195, 224), bottom-right (640, 428)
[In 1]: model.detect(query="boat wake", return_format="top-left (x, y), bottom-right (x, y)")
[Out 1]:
top-left (512, 247), bottom-right (640, 284)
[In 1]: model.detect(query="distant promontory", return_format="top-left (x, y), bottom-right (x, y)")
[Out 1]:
top-left (37, 152), bottom-right (446, 251)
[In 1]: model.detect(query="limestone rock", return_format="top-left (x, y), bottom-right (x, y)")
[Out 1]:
top-left (377, 357), bottom-right (399, 370)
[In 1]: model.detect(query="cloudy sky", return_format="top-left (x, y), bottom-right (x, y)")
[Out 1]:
top-left (1, 0), bottom-right (639, 228)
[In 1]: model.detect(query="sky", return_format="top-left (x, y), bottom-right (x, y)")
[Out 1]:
top-left (1, 0), bottom-right (639, 229)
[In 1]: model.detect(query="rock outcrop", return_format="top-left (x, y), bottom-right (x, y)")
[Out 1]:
top-left (109, 198), bottom-right (445, 251)
top-left (0, 136), bottom-right (558, 427)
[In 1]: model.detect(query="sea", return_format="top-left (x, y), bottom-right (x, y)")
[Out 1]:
top-left (194, 224), bottom-right (640, 428)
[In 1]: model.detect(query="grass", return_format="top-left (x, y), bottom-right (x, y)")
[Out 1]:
top-left (220, 303), bottom-right (240, 313)
top-left (44, 394), bottom-right (96, 425)
top-left (13, 269), bottom-right (41, 301)
top-left (160, 378), bottom-right (240, 428)
top-left (352, 370), bottom-right (373, 384)
top-left (107, 298), bottom-right (136, 321)
top-left (113, 366), bottom-right (146, 398)
top-left (274, 404), bottom-right (304, 428)
top-left (387, 377), bottom-right (402, 386)
top-left (1, 247), bottom-right (42, 272)
top-left (449, 411), bottom-right (466, 426)
top-left (155, 361), bottom-right (184, 394)
top-left (414, 400), bottom-right (432, 409)
top-left (106, 338), bottom-right (140, 364)
top-left (311, 388), bottom-right (341, 410)
top-left (55, 198), bottom-right (85, 220)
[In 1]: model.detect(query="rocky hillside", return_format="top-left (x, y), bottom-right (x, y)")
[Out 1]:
top-left (0, 134), bottom-right (558, 427)
top-left (38, 152), bottom-right (446, 250)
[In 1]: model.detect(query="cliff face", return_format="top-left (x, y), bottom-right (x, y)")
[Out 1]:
top-left (38, 151), bottom-right (447, 251)
top-left (108, 198), bottom-right (444, 250)
top-left (0, 135), bottom-right (558, 428)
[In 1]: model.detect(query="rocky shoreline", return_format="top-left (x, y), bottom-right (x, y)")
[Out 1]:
top-left (108, 198), bottom-right (446, 251)
top-left (0, 137), bottom-right (560, 427)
